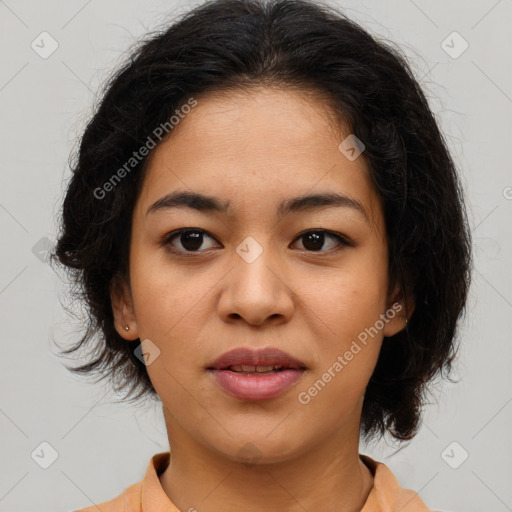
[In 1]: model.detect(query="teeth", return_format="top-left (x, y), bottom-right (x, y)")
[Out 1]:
top-left (255, 365), bottom-right (277, 373)
top-left (228, 365), bottom-right (283, 373)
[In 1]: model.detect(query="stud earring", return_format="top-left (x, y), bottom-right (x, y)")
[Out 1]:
top-left (124, 325), bottom-right (129, 331)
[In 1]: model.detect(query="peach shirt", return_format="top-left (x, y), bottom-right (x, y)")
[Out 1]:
top-left (75, 452), bottom-right (431, 512)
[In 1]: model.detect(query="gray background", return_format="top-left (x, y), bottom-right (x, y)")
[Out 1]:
top-left (1, 0), bottom-right (511, 510)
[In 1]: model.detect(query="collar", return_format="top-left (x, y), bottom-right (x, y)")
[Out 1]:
top-left (140, 451), bottom-right (430, 512)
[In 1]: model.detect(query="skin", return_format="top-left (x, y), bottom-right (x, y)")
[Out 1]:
top-left (111, 86), bottom-right (413, 512)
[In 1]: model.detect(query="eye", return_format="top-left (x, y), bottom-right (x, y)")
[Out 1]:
top-left (292, 229), bottom-right (351, 253)
top-left (161, 228), bottom-right (352, 255)
top-left (163, 229), bottom-right (219, 254)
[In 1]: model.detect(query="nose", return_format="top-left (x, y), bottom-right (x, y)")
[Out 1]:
top-left (217, 245), bottom-right (295, 327)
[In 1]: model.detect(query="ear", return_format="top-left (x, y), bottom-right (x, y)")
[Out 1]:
top-left (110, 274), bottom-right (139, 341)
top-left (382, 279), bottom-right (415, 338)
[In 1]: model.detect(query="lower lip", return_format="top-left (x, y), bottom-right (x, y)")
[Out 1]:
top-left (209, 369), bottom-right (305, 401)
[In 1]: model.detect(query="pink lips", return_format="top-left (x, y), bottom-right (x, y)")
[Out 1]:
top-left (207, 347), bottom-right (307, 401)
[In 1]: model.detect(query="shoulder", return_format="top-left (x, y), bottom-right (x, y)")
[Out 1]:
top-left (394, 487), bottom-right (433, 511)
top-left (72, 451), bottom-right (170, 512)
top-left (361, 454), bottom-right (433, 512)
top-left (73, 480), bottom-right (142, 512)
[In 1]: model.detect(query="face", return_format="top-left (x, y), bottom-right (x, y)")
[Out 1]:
top-left (112, 86), bottom-right (406, 464)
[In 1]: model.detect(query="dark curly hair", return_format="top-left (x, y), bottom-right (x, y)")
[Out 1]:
top-left (51, 0), bottom-right (472, 444)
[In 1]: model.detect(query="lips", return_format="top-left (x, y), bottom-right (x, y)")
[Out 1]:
top-left (207, 347), bottom-right (307, 401)
top-left (207, 347), bottom-right (307, 372)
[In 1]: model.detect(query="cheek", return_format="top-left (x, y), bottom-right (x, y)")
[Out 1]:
top-left (296, 289), bottom-right (384, 425)
top-left (128, 249), bottom-right (220, 396)
top-left (294, 252), bottom-right (387, 404)
top-left (130, 242), bottom-right (212, 334)
top-left (303, 258), bottom-right (388, 342)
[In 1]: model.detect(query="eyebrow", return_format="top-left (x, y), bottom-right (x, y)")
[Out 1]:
top-left (146, 190), bottom-right (368, 221)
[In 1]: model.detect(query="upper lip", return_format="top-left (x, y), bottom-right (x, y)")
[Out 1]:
top-left (207, 347), bottom-right (307, 370)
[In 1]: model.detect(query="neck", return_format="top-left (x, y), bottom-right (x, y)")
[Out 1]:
top-left (159, 409), bottom-right (374, 512)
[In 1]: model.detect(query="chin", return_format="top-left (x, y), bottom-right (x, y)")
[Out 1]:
top-left (209, 432), bottom-right (308, 466)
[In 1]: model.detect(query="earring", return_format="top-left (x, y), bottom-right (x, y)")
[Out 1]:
top-left (124, 325), bottom-right (129, 331)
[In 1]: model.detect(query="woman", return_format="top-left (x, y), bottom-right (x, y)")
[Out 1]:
top-left (52, 0), bottom-right (472, 510)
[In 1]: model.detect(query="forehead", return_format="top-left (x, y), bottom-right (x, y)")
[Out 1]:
top-left (135, 86), bottom-right (382, 227)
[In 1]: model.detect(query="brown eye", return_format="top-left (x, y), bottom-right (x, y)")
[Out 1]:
top-left (161, 228), bottom-right (351, 256)
top-left (293, 230), bottom-right (350, 253)
top-left (164, 229), bottom-right (219, 253)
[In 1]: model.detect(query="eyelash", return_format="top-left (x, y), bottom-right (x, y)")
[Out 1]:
top-left (160, 228), bottom-right (353, 256)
